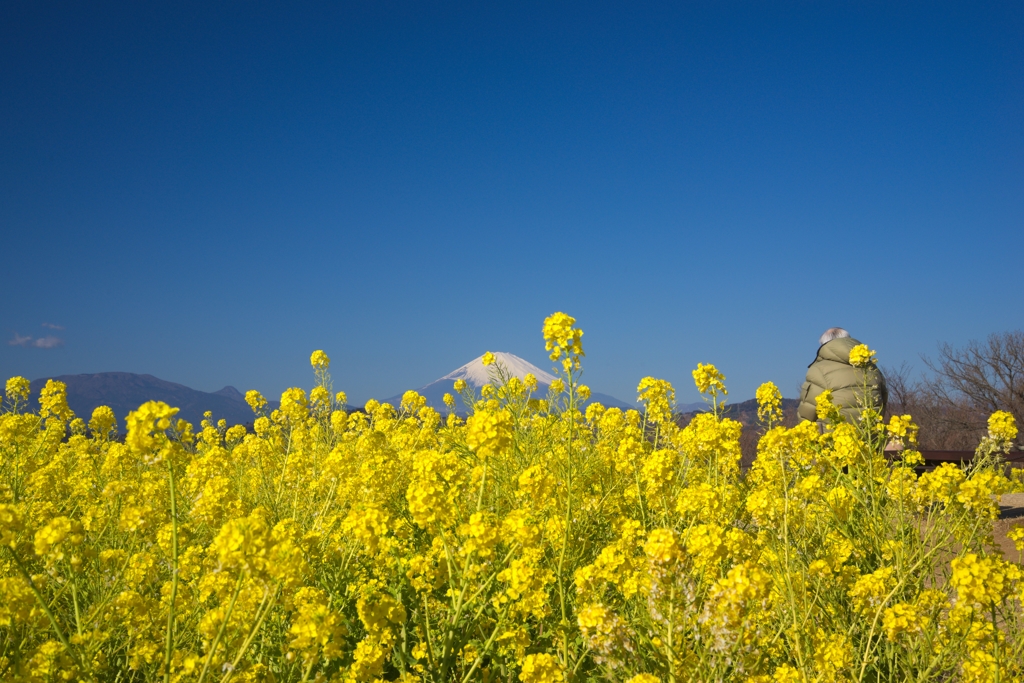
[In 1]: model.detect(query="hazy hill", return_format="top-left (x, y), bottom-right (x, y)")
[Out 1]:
top-left (676, 397), bottom-right (801, 426)
top-left (29, 373), bottom-right (259, 429)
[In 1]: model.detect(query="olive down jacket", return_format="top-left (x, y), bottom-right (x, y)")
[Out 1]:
top-left (797, 337), bottom-right (888, 422)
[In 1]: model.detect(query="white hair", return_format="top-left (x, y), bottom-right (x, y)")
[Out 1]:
top-left (819, 327), bottom-right (850, 345)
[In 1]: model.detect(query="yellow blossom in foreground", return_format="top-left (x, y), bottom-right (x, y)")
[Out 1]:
top-left (772, 664), bottom-right (802, 682)
top-left (39, 379), bottom-right (74, 422)
top-left (482, 351), bottom-right (496, 366)
top-left (1008, 526), bottom-right (1024, 553)
top-left (310, 386), bottom-right (330, 408)
top-left (644, 528), bottom-right (680, 565)
top-left (755, 381), bottom-right (783, 424)
top-left (988, 410), bottom-right (1018, 443)
top-left (813, 630), bottom-right (852, 680)
top-left (849, 567), bottom-right (895, 614)
top-left (5, 376), bottom-right (30, 404)
top-left (34, 517), bottom-right (84, 565)
top-left (848, 343), bottom-right (876, 367)
top-left (280, 387), bottom-right (309, 422)
top-left (883, 602), bottom-right (927, 641)
top-left (0, 504), bottom-right (24, 548)
top-left (125, 401), bottom-right (179, 458)
top-left (692, 363), bottom-right (727, 397)
top-left (520, 652), bottom-right (564, 683)
top-left (310, 349), bottom-right (330, 369)
top-left (815, 389), bottom-right (841, 422)
top-left (465, 408), bottom-right (513, 458)
top-left (245, 389), bottom-right (267, 412)
top-left (637, 377), bottom-right (675, 424)
top-left (704, 560), bottom-right (771, 647)
top-left (542, 311), bottom-right (583, 370)
top-left (89, 405), bottom-right (117, 438)
top-left (951, 553), bottom-right (1021, 607)
top-left (886, 414), bottom-right (919, 446)
top-left (400, 390), bottom-right (427, 413)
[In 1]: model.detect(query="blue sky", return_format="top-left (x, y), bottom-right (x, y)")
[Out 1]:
top-left (2, 1), bottom-right (1022, 408)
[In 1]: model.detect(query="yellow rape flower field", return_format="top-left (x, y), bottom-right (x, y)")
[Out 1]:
top-left (2, 313), bottom-right (1024, 683)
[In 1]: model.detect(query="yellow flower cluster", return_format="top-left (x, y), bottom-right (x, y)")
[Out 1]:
top-left (542, 311), bottom-right (583, 371)
top-left (886, 414), bottom-right (919, 446)
top-left (755, 381), bottom-right (782, 425)
top-left (988, 410), bottom-right (1018, 444)
top-left (815, 389), bottom-right (841, 422)
top-left (519, 652), bottom-right (564, 682)
top-left (38, 379), bottom-right (74, 424)
top-left (692, 363), bottom-right (727, 397)
top-left (636, 377), bottom-right (675, 425)
top-left (883, 602), bottom-right (927, 641)
top-left (848, 343), bottom-right (876, 367)
top-left (310, 349), bottom-right (331, 370)
top-left (5, 376), bottom-right (31, 404)
top-left (951, 553), bottom-right (1021, 608)
top-left (464, 407), bottom-right (513, 459)
top-left (1, 312), bottom-right (1022, 682)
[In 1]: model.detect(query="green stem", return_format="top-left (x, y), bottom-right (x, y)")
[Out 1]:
top-left (557, 367), bottom-right (578, 678)
top-left (5, 548), bottom-right (83, 670)
top-left (299, 656), bottom-right (316, 683)
top-left (666, 583), bottom-right (676, 683)
top-left (458, 604), bottom-right (511, 683)
top-left (71, 575), bottom-right (83, 638)
top-left (220, 584), bottom-right (278, 683)
top-left (164, 462), bottom-right (180, 683)
top-left (422, 593), bottom-right (437, 669)
top-left (197, 571), bottom-right (245, 683)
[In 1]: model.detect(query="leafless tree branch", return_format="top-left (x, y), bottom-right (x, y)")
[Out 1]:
top-left (885, 330), bottom-right (1024, 450)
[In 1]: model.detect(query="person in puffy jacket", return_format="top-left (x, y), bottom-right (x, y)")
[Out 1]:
top-left (798, 328), bottom-right (887, 423)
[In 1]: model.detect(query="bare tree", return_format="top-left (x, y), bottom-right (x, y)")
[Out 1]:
top-left (883, 362), bottom-right (916, 417)
top-left (883, 331), bottom-right (1024, 451)
top-left (883, 362), bottom-right (988, 451)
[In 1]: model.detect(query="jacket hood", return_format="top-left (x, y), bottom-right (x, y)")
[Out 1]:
top-left (810, 337), bottom-right (862, 367)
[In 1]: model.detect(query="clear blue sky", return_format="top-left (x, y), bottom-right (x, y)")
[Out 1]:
top-left (2, 1), bottom-right (1022, 407)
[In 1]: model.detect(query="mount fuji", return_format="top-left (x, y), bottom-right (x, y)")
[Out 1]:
top-left (385, 352), bottom-right (633, 413)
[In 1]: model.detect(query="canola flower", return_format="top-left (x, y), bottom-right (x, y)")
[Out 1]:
top-left (989, 410), bottom-right (1019, 444)
top-left (0, 314), bottom-right (1023, 682)
top-left (692, 363), bottom-right (727, 397)
top-left (755, 382), bottom-right (782, 426)
top-left (542, 312), bottom-right (583, 372)
top-left (848, 343), bottom-right (877, 367)
top-left (310, 350), bottom-right (331, 370)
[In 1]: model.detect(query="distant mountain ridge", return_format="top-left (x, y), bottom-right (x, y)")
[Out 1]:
top-left (212, 385), bottom-right (246, 402)
top-left (677, 397), bottom-right (801, 424)
top-left (28, 373), bottom-right (259, 429)
top-left (26, 369), bottom-right (794, 432)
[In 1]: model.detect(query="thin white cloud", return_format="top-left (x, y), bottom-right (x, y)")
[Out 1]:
top-left (41, 322), bottom-right (64, 330)
top-left (8, 333), bottom-right (64, 349)
top-left (33, 336), bottom-right (64, 349)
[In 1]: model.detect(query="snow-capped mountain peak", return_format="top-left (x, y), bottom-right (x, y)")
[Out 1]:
top-left (383, 352), bottom-right (632, 413)
top-left (439, 352), bottom-right (556, 388)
